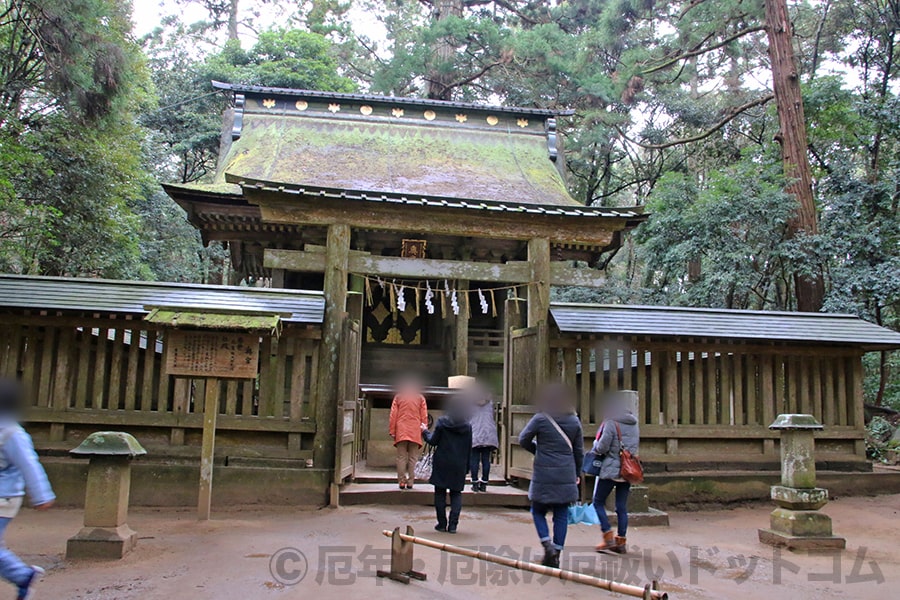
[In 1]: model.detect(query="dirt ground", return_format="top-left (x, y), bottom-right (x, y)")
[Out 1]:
top-left (4, 494), bottom-right (898, 599)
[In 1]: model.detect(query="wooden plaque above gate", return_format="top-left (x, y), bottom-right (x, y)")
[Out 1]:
top-left (165, 330), bottom-right (260, 379)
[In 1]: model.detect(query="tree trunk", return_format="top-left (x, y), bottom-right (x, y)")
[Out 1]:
top-left (428, 0), bottom-right (464, 100)
top-left (764, 0), bottom-right (823, 312)
top-left (227, 0), bottom-right (239, 41)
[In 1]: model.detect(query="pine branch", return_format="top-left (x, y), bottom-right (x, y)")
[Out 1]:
top-left (643, 25), bottom-right (766, 75)
top-left (617, 93), bottom-right (775, 150)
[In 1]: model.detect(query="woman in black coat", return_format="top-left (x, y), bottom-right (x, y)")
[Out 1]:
top-left (422, 396), bottom-right (472, 533)
top-left (518, 383), bottom-right (584, 568)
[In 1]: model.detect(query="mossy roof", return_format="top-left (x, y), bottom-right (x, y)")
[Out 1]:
top-left (218, 112), bottom-right (580, 206)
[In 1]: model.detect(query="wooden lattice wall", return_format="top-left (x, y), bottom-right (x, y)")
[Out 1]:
top-left (0, 313), bottom-right (321, 458)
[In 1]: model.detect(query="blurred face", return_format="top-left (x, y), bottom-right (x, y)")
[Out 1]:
top-left (397, 376), bottom-right (423, 396)
top-left (536, 383), bottom-right (573, 413)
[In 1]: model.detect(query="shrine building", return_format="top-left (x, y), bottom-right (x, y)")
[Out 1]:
top-left (2, 84), bottom-right (900, 507)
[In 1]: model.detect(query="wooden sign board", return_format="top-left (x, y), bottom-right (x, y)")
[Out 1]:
top-left (400, 239), bottom-right (427, 259)
top-left (166, 330), bottom-right (260, 379)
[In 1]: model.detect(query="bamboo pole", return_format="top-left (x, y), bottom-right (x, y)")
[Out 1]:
top-left (380, 529), bottom-right (668, 600)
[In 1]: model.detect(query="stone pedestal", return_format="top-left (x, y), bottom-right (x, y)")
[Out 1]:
top-left (758, 415), bottom-right (845, 551)
top-left (602, 485), bottom-right (670, 527)
top-left (67, 432), bottom-right (146, 559)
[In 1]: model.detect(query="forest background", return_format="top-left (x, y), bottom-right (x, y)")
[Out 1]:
top-left (0, 0), bottom-right (897, 409)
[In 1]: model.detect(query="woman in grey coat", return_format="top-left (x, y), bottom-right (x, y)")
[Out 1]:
top-left (518, 383), bottom-right (584, 568)
top-left (467, 384), bottom-right (499, 492)
top-left (591, 395), bottom-right (640, 554)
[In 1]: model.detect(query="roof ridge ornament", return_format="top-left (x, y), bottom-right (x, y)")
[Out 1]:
top-left (232, 93), bottom-right (245, 140)
top-left (546, 117), bottom-right (558, 162)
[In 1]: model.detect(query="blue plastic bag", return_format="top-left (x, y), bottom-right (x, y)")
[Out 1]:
top-left (567, 502), bottom-right (600, 526)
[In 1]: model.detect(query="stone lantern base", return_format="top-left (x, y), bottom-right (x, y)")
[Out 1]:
top-left (67, 524), bottom-right (138, 559)
top-left (757, 486), bottom-right (846, 550)
top-left (758, 527), bottom-right (846, 551)
top-left (758, 414), bottom-right (847, 552)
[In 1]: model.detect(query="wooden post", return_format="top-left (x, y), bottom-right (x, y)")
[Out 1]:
top-left (693, 350), bottom-right (705, 424)
top-left (527, 238), bottom-right (550, 328)
top-left (851, 354), bottom-right (865, 429)
top-left (649, 351), bottom-right (662, 425)
top-left (455, 280), bottom-right (469, 375)
top-left (271, 268), bottom-right (285, 288)
top-left (664, 351), bottom-right (678, 426)
top-left (315, 223), bottom-right (351, 490)
top-left (377, 526), bottom-right (428, 584)
top-left (170, 383), bottom-right (188, 445)
top-left (528, 238), bottom-right (550, 383)
top-left (198, 378), bottom-right (219, 520)
top-left (50, 328), bottom-right (73, 441)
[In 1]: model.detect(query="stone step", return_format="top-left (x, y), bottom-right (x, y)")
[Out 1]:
top-left (339, 483), bottom-right (670, 526)
top-left (339, 483), bottom-right (530, 508)
top-left (352, 473), bottom-right (509, 485)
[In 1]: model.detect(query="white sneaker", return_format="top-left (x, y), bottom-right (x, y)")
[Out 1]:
top-left (17, 565), bottom-right (44, 600)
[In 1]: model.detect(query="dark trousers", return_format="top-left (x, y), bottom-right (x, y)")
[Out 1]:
top-left (531, 502), bottom-right (569, 550)
top-left (593, 479), bottom-right (631, 536)
top-left (470, 447), bottom-right (492, 481)
top-left (434, 487), bottom-right (462, 528)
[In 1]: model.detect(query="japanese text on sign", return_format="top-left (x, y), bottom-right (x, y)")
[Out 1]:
top-left (166, 330), bottom-right (260, 379)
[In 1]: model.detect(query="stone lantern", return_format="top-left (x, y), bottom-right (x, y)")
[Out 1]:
top-left (66, 432), bottom-right (146, 559)
top-left (758, 414), bottom-right (846, 550)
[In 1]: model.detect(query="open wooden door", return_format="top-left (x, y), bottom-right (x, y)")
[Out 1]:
top-left (504, 325), bottom-right (542, 480)
top-left (335, 298), bottom-right (363, 485)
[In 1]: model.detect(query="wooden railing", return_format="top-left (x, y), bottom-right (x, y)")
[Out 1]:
top-left (469, 328), bottom-right (504, 350)
top-left (0, 314), bottom-right (320, 456)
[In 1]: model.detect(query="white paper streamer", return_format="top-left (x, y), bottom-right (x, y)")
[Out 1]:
top-left (397, 283), bottom-right (406, 312)
top-left (478, 288), bottom-right (488, 314)
top-left (424, 281), bottom-right (435, 314)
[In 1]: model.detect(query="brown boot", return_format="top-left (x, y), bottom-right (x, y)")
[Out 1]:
top-left (595, 530), bottom-right (616, 552)
top-left (611, 536), bottom-right (627, 554)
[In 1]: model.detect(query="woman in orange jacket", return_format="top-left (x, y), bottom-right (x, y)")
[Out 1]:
top-left (389, 378), bottom-right (428, 489)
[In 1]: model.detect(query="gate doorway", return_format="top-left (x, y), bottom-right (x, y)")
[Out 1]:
top-left (503, 324), bottom-right (545, 481)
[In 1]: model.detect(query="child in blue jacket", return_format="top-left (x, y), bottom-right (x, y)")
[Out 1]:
top-left (0, 379), bottom-right (55, 600)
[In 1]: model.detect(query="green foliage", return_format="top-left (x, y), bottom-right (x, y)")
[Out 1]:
top-left (0, 0), bottom-right (155, 278)
top-left (13, 116), bottom-right (150, 278)
top-left (202, 29), bottom-right (356, 91)
top-left (141, 18), bottom-right (225, 184)
top-left (0, 129), bottom-right (59, 272)
top-left (635, 154), bottom-right (799, 309)
top-left (865, 416), bottom-right (897, 462)
top-left (0, 0), bottom-right (148, 122)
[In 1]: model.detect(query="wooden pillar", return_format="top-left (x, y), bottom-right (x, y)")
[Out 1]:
top-left (314, 224), bottom-right (351, 480)
top-left (170, 377), bottom-right (189, 446)
top-left (198, 378), bottom-right (219, 520)
top-left (527, 238), bottom-right (551, 328)
top-left (528, 238), bottom-right (551, 383)
top-left (851, 354), bottom-right (865, 430)
top-left (271, 268), bottom-right (285, 288)
top-left (50, 327), bottom-right (73, 441)
top-left (664, 351), bottom-right (678, 426)
top-left (455, 280), bottom-right (469, 375)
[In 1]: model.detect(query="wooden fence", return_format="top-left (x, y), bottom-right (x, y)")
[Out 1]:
top-left (0, 314), bottom-right (320, 457)
top-left (549, 337), bottom-right (867, 463)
